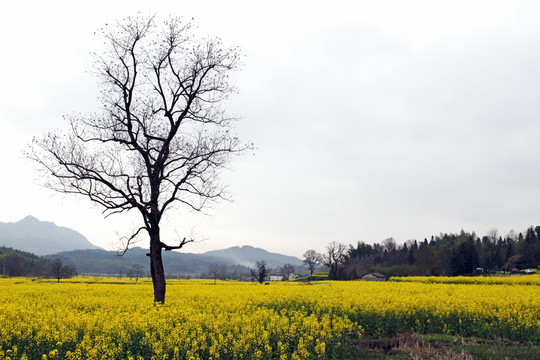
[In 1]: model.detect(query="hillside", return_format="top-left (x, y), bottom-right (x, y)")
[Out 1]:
top-left (47, 247), bottom-right (226, 276)
top-left (201, 245), bottom-right (302, 268)
top-left (46, 245), bottom-right (302, 276)
top-left (0, 246), bottom-right (55, 276)
top-left (0, 216), bottom-right (102, 255)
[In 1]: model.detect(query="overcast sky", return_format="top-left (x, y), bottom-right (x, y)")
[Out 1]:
top-left (1, 1), bottom-right (539, 257)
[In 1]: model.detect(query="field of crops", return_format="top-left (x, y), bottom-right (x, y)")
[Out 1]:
top-left (391, 274), bottom-right (540, 286)
top-left (0, 276), bottom-right (539, 359)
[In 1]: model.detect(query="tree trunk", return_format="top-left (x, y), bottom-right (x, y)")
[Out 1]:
top-left (149, 231), bottom-right (166, 303)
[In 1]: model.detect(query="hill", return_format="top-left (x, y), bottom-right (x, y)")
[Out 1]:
top-left (46, 245), bottom-right (302, 276)
top-left (0, 246), bottom-right (55, 276)
top-left (201, 245), bottom-right (302, 268)
top-left (0, 216), bottom-right (102, 255)
top-left (47, 247), bottom-right (226, 276)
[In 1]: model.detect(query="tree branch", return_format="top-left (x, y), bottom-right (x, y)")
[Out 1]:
top-left (160, 237), bottom-right (194, 251)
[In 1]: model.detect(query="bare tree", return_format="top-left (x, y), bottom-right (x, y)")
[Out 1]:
top-left (208, 263), bottom-right (226, 284)
top-left (51, 259), bottom-right (77, 282)
top-left (321, 241), bottom-right (347, 280)
top-left (250, 260), bottom-right (268, 284)
top-left (129, 263), bottom-right (145, 283)
top-left (302, 249), bottom-right (321, 276)
top-left (279, 263), bottom-right (296, 280)
top-left (382, 237), bottom-right (396, 252)
top-left (28, 15), bottom-right (250, 303)
top-left (486, 228), bottom-right (499, 243)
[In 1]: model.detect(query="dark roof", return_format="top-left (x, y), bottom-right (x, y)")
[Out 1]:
top-left (362, 272), bottom-right (386, 278)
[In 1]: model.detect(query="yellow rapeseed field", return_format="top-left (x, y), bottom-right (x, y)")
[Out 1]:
top-left (0, 276), bottom-right (539, 359)
top-left (391, 274), bottom-right (540, 286)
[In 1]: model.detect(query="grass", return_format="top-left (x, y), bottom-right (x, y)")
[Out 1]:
top-left (343, 334), bottom-right (540, 360)
top-left (292, 272), bottom-right (329, 282)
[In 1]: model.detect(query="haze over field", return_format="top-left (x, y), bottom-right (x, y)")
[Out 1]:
top-left (1, 1), bottom-right (539, 257)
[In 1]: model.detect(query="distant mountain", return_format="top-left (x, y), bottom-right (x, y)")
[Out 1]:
top-left (0, 216), bottom-right (102, 255)
top-left (47, 247), bottom-right (227, 276)
top-left (45, 245), bottom-right (302, 276)
top-left (201, 245), bottom-right (302, 268)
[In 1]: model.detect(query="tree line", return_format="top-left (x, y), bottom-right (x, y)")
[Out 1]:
top-left (304, 226), bottom-right (540, 280)
top-left (0, 247), bottom-right (77, 281)
top-left (4, 224), bottom-right (539, 283)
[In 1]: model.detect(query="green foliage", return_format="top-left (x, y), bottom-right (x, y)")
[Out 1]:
top-left (370, 264), bottom-right (421, 278)
top-left (344, 334), bottom-right (540, 360)
top-left (0, 247), bottom-right (53, 277)
top-left (293, 272), bottom-right (329, 282)
top-left (341, 225), bottom-right (540, 279)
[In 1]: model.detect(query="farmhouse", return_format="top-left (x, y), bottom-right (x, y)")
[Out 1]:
top-left (361, 272), bottom-right (387, 281)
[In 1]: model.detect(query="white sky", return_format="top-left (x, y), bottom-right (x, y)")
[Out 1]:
top-left (1, 1), bottom-right (539, 258)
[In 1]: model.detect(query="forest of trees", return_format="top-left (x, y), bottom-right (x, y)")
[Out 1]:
top-left (324, 226), bottom-right (540, 280)
top-left (0, 247), bottom-right (76, 280)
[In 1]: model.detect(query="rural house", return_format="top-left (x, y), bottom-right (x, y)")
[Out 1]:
top-left (361, 272), bottom-right (387, 281)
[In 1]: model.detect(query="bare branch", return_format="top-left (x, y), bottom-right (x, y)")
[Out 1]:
top-left (27, 15), bottom-right (252, 303)
top-left (116, 226), bottom-right (148, 256)
top-left (160, 237), bottom-right (195, 251)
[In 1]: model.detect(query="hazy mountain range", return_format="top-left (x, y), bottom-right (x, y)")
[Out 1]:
top-left (0, 216), bottom-right (302, 275)
top-left (0, 216), bottom-right (102, 255)
top-left (202, 246), bottom-right (302, 267)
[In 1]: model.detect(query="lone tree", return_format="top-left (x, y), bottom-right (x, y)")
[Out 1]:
top-left (207, 263), bottom-right (227, 285)
top-left (29, 15), bottom-right (250, 303)
top-left (129, 263), bottom-right (145, 283)
top-left (280, 263), bottom-right (295, 276)
top-left (302, 249), bottom-right (321, 276)
top-left (322, 241), bottom-right (347, 280)
top-left (250, 260), bottom-right (268, 284)
top-left (51, 259), bottom-right (77, 282)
